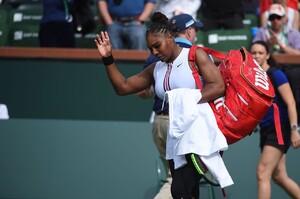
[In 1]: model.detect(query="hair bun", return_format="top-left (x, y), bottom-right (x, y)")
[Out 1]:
top-left (151, 12), bottom-right (168, 25)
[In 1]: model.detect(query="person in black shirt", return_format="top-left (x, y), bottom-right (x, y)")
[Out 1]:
top-left (200, 0), bottom-right (251, 31)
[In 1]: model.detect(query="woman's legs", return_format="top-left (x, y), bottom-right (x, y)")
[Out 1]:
top-left (169, 156), bottom-right (201, 199)
top-left (272, 154), bottom-right (300, 199)
top-left (257, 145), bottom-right (282, 199)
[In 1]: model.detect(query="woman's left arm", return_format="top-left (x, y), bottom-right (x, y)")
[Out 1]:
top-left (195, 48), bottom-right (225, 103)
top-left (278, 83), bottom-right (300, 148)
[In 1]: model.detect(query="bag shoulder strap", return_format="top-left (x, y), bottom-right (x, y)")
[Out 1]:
top-left (265, 67), bottom-right (284, 145)
top-left (273, 103), bottom-right (284, 145)
top-left (188, 46), bottom-right (203, 89)
top-left (200, 46), bottom-right (226, 60)
top-left (188, 45), bottom-right (226, 90)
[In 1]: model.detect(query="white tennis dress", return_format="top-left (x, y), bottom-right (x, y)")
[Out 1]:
top-left (153, 47), bottom-right (197, 100)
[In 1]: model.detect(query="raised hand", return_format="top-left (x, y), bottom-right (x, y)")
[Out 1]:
top-left (95, 31), bottom-right (112, 58)
top-left (268, 30), bottom-right (280, 46)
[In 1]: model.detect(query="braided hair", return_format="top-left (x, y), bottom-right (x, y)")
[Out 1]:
top-left (146, 12), bottom-right (171, 37)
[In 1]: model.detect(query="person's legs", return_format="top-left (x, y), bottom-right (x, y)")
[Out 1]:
top-left (107, 22), bottom-right (123, 49)
top-left (57, 22), bottom-right (75, 48)
top-left (257, 145), bottom-right (282, 199)
top-left (125, 22), bottom-right (146, 50)
top-left (39, 22), bottom-right (61, 47)
top-left (170, 155), bottom-right (201, 199)
top-left (152, 115), bottom-right (168, 159)
top-left (39, 22), bottom-right (75, 48)
top-left (272, 154), bottom-right (300, 199)
top-left (152, 115), bottom-right (172, 199)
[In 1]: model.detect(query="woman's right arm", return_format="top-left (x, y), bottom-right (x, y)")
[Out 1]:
top-left (95, 31), bottom-right (154, 95)
top-left (105, 62), bottom-right (155, 96)
top-left (98, 0), bottom-right (113, 25)
top-left (278, 83), bottom-right (300, 148)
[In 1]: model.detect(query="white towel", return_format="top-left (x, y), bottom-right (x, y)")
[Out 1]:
top-left (0, 104), bottom-right (9, 119)
top-left (165, 88), bottom-right (233, 188)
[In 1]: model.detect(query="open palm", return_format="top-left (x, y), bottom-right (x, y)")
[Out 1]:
top-left (95, 31), bottom-right (112, 57)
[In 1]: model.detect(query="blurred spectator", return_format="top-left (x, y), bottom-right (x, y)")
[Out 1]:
top-left (243, 0), bottom-right (260, 15)
top-left (260, 0), bottom-right (299, 29)
top-left (154, 0), bottom-right (201, 20)
top-left (253, 3), bottom-right (300, 55)
top-left (260, 0), bottom-right (298, 15)
top-left (200, 0), bottom-right (252, 31)
top-left (98, 0), bottom-right (156, 50)
top-left (39, 0), bottom-right (75, 48)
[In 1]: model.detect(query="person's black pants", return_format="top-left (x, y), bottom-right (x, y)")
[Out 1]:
top-left (169, 154), bottom-right (201, 199)
top-left (39, 21), bottom-right (75, 48)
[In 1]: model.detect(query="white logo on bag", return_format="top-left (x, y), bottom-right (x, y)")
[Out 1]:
top-left (253, 59), bottom-right (269, 90)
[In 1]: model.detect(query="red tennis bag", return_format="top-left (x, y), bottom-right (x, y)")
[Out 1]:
top-left (188, 45), bottom-right (284, 145)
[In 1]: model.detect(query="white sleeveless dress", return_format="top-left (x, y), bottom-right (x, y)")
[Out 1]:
top-left (153, 47), bottom-right (198, 101)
